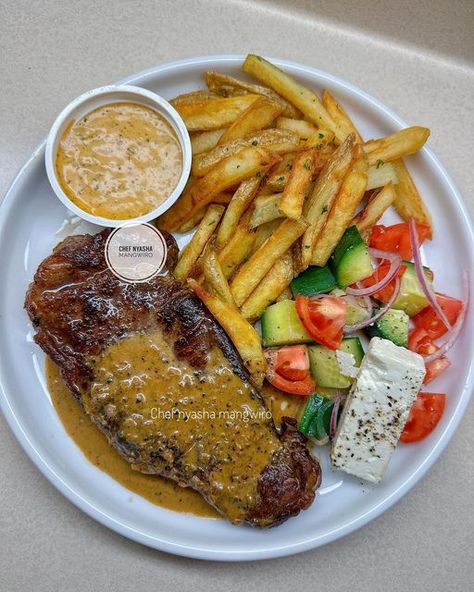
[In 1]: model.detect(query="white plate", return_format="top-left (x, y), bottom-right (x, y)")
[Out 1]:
top-left (0, 55), bottom-right (473, 561)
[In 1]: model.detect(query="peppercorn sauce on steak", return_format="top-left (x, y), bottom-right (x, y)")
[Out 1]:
top-left (25, 229), bottom-right (320, 527)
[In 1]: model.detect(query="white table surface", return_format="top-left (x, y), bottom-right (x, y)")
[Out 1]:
top-left (1, 1), bottom-right (473, 590)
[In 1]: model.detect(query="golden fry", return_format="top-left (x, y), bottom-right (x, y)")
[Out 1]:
top-left (174, 94), bottom-right (260, 131)
top-left (176, 193), bottom-right (232, 233)
top-left (159, 147), bottom-right (279, 231)
top-left (218, 97), bottom-right (283, 144)
top-left (266, 154), bottom-right (295, 191)
top-left (216, 176), bottom-right (261, 250)
top-left (203, 248), bottom-right (235, 305)
top-left (240, 252), bottom-right (294, 321)
top-left (279, 149), bottom-right (318, 219)
top-left (230, 218), bottom-right (308, 307)
top-left (311, 150), bottom-right (368, 266)
top-left (217, 210), bottom-right (257, 279)
top-left (191, 129), bottom-right (226, 154)
top-left (276, 117), bottom-right (317, 139)
top-left (322, 90), bottom-right (363, 143)
top-left (352, 182), bottom-right (397, 238)
top-left (304, 129), bottom-right (335, 149)
top-left (242, 54), bottom-right (343, 143)
top-left (367, 161), bottom-right (399, 190)
top-left (249, 193), bottom-right (283, 229)
top-left (171, 90), bottom-right (220, 105)
top-left (174, 205), bottom-right (225, 280)
top-left (392, 159), bottom-right (433, 238)
top-left (188, 279), bottom-right (266, 386)
top-left (363, 126), bottom-right (430, 166)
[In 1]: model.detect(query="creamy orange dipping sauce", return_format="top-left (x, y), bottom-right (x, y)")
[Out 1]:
top-left (55, 102), bottom-right (183, 220)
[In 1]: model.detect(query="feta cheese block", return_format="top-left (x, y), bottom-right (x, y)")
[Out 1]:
top-left (331, 337), bottom-right (426, 483)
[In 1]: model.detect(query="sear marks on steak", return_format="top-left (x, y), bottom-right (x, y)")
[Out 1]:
top-left (25, 229), bottom-right (320, 527)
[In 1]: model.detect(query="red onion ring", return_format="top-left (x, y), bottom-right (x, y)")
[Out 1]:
top-left (409, 217), bottom-right (451, 330)
top-left (344, 277), bottom-right (401, 332)
top-left (329, 394), bottom-right (343, 439)
top-left (423, 270), bottom-right (469, 363)
top-left (346, 249), bottom-right (401, 297)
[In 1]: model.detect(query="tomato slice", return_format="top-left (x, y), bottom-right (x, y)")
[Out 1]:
top-left (408, 328), bottom-right (451, 384)
top-left (413, 293), bottom-right (463, 339)
top-left (265, 369), bottom-right (315, 396)
top-left (370, 222), bottom-right (430, 260)
top-left (264, 345), bottom-right (310, 381)
top-left (295, 295), bottom-right (347, 350)
top-left (360, 262), bottom-right (406, 302)
top-left (400, 392), bottom-right (446, 443)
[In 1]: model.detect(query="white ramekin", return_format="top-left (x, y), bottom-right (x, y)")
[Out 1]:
top-left (45, 85), bottom-right (191, 227)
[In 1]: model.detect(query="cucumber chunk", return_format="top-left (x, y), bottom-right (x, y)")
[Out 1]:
top-left (291, 265), bottom-right (337, 297)
top-left (331, 226), bottom-right (373, 288)
top-left (392, 261), bottom-right (433, 316)
top-left (308, 337), bottom-right (364, 388)
top-left (298, 393), bottom-right (334, 441)
top-left (261, 299), bottom-right (312, 347)
top-left (365, 308), bottom-right (409, 347)
top-left (331, 289), bottom-right (369, 326)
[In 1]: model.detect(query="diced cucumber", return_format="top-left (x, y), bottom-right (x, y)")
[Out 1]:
top-left (331, 289), bottom-right (369, 326)
top-left (261, 299), bottom-right (312, 346)
top-left (291, 265), bottom-right (337, 297)
top-left (331, 226), bottom-right (374, 288)
top-left (392, 261), bottom-right (433, 316)
top-left (308, 337), bottom-right (364, 388)
top-left (365, 308), bottom-right (409, 347)
top-left (298, 393), bottom-right (334, 441)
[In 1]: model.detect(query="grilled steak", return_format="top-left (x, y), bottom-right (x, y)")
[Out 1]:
top-left (25, 229), bottom-right (320, 527)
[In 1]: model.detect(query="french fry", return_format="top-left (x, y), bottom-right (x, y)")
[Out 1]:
top-left (242, 54), bottom-right (343, 143)
top-left (218, 97), bottom-right (283, 145)
top-left (174, 205), bottom-right (225, 280)
top-left (203, 248), bottom-right (235, 305)
top-left (249, 193), bottom-right (283, 229)
top-left (240, 252), bottom-right (294, 321)
top-left (322, 90), bottom-right (363, 143)
top-left (367, 161), bottom-right (399, 190)
top-left (253, 219), bottom-right (282, 251)
top-left (298, 134), bottom-right (356, 270)
top-left (266, 154), bottom-right (295, 191)
top-left (310, 150), bottom-right (368, 266)
top-left (192, 129), bottom-right (298, 177)
top-left (392, 159), bottom-right (433, 238)
top-left (216, 176), bottom-right (261, 249)
top-left (230, 218), bottom-right (308, 307)
top-left (204, 70), bottom-right (301, 118)
top-left (279, 149), bottom-right (319, 219)
top-left (352, 182), bottom-right (397, 238)
top-left (176, 193), bottom-right (233, 233)
top-left (217, 210), bottom-right (257, 279)
top-left (363, 126), bottom-right (430, 166)
top-left (171, 90), bottom-right (220, 105)
top-left (304, 129), bottom-right (335, 149)
top-left (188, 279), bottom-right (266, 386)
top-left (191, 129), bottom-right (226, 154)
top-left (159, 147), bottom-right (279, 231)
top-left (174, 94), bottom-right (260, 131)
top-left (276, 117), bottom-right (317, 139)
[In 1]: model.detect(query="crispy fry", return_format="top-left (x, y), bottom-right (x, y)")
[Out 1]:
top-left (310, 150), bottom-right (368, 266)
top-left (304, 129), bottom-right (335, 149)
top-left (176, 193), bottom-right (233, 233)
top-left (367, 161), bottom-right (399, 190)
top-left (249, 193), bottom-right (283, 229)
top-left (242, 54), bottom-right (343, 143)
top-left (352, 182), bottom-right (397, 238)
top-left (191, 129), bottom-right (226, 154)
top-left (192, 129), bottom-right (298, 177)
top-left (159, 147), bottom-right (279, 231)
top-left (298, 134), bottom-right (356, 270)
top-left (230, 218), bottom-right (308, 307)
top-left (240, 252), bottom-right (294, 321)
top-left (322, 90), bottom-right (363, 143)
top-left (392, 159), bottom-right (433, 238)
top-left (276, 117), bottom-right (317, 139)
top-left (204, 70), bottom-right (300, 118)
top-left (218, 97), bottom-right (283, 145)
top-left (171, 90), bottom-right (220, 105)
top-left (188, 279), bottom-right (266, 386)
top-left (174, 94), bottom-right (260, 131)
top-left (216, 176), bottom-right (261, 249)
top-left (203, 248), bottom-right (235, 305)
top-left (217, 210), bottom-right (257, 279)
top-left (174, 205), bottom-right (225, 280)
top-left (266, 154), bottom-right (295, 191)
top-left (279, 149), bottom-right (318, 219)
top-left (363, 126), bottom-right (430, 166)
top-left (253, 219), bottom-right (282, 251)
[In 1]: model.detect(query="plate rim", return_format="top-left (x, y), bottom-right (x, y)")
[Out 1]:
top-left (1, 54), bottom-right (473, 561)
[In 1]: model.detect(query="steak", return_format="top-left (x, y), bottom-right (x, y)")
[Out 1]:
top-left (25, 229), bottom-right (320, 527)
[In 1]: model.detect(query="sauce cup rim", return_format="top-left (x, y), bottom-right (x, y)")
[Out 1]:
top-left (45, 85), bottom-right (192, 228)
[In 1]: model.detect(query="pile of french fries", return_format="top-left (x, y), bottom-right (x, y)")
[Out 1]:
top-left (157, 54), bottom-right (433, 387)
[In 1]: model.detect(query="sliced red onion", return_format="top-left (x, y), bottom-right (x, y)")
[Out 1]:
top-left (362, 295), bottom-right (373, 317)
top-left (344, 277), bottom-right (401, 332)
top-left (329, 394), bottom-right (343, 439)
top-left (346, 249), bottom-right (401, 297)
top-left (409, 217), bottom-right (451, 330)
top-left (424, 270), bottom-right (469, 363)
